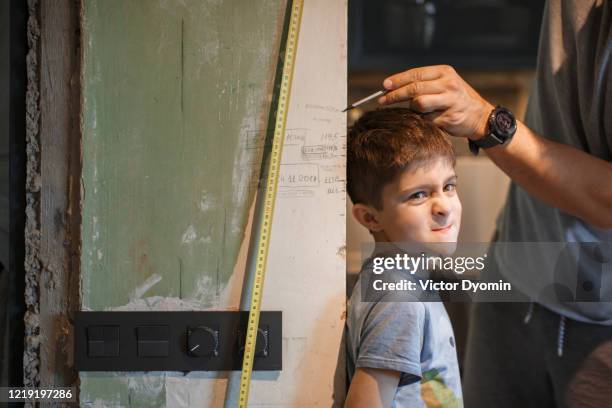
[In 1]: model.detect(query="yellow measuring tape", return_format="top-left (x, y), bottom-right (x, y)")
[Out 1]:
top-left (237, 1), bottom-right (303, 406)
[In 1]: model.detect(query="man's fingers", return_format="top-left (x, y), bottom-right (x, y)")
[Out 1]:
top-left (408, 94), bottom-right (450, 113)
top-left (423, 111), bottom-right (443, 123)
top-left (379, 80), bottom-right (446, 105)
top-left (383, 65), bottom-right (452, 90)
top-left (422, 111), bottom-right (450, 131)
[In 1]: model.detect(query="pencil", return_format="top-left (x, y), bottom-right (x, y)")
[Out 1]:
top-left (342, 89), bottom-right (390, 112)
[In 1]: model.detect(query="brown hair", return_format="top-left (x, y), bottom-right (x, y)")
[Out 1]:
top-left (347, 108), bottom-right (455, 209)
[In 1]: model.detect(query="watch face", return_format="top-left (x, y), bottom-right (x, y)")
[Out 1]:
top-left (493, 108), bottom-right (516, 139)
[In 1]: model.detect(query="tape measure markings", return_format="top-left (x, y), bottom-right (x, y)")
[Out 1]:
top-left (237, 1), bottom-right (304, 406)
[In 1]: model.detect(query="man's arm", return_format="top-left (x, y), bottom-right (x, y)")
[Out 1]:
top-left (379, 65), bottom-right (612, 229)
top-left (345, 367), bottom-right (401, 408)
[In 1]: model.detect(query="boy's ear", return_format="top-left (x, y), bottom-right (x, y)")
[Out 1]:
top-left (352, 203), bottom-right (384, 233)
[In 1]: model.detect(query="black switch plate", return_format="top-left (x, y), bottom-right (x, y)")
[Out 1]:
top-left (87, 325), bottom-right (119, 357)
top-left (137, 326), bottom-right (169, 357)
top-left (74, 311), bottom-right (282, 372)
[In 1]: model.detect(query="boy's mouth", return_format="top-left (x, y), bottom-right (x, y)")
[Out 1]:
top-left (431, 224), bottom-right (453, 233)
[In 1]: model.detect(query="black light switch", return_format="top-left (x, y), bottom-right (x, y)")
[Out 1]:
top-left (137, 326), bottom-right (169, 357)
top-left (75, 311), bottom-right (282, 371)
top-left (87, 325), bottom-right (119, 357)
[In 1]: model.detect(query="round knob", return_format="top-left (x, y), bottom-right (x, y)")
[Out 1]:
top-left (239, 328), bottom-right (269, 357)
top-left (187, 326), bottom-right (219, 357)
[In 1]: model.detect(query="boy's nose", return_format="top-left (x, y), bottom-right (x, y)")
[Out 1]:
top-left (431, 196), bottom-right (451, 217)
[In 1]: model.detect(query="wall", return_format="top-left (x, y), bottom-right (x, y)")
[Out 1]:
top-left (80, 0), bottom-right (286, 312)
top-left (78, 1), bottom-right (346, 406)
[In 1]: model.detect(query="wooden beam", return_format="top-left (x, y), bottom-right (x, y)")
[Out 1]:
top-left (24, 0), bottom-right (82, 391)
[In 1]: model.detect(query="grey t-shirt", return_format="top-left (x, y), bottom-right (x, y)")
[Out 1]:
top-left (346, 263), bottom-right (463, 407)
top-left (494, 0), bottom-right (612, 323)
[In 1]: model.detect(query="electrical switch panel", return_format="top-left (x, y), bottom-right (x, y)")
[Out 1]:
top-left (74, 311), bottom-right (281, 372)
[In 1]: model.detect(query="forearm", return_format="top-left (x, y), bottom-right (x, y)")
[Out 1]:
top-left (486, 121), bottom-right (612, 229)
top-left (345, 368), bottom-right (399, 408)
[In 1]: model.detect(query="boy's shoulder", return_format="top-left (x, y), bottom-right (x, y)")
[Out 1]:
top-left (348, 256), bottom-right (452, 341)
top-left (348, 260), bottom-right (428, 328)
top-left (352, 254), bottom-right (434, 304)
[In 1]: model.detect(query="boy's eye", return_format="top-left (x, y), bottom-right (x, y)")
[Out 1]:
top-left (444, 183), bottom-right (456, 192)
top-left (408, 191), bottom-right (427, 201)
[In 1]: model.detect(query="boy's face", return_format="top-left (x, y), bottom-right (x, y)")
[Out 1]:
top-left (353, 157), bottom-right (462, 253)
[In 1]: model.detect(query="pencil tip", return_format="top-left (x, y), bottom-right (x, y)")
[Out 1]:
top-left (342, 107), bottom-right (350, 112)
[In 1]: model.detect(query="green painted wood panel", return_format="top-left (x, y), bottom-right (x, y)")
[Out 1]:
top-left (81, 0), bottom-right (283, 310)
top-left (80, 1), bottom-right (285, 405)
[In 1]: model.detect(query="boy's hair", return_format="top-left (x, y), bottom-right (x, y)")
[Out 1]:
top-left (347, 108), bottom-right (455, 209)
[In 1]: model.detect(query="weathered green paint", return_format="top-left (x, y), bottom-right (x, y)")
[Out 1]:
top-left (80, 375), bottom-right (166, 407)
top-left (80, 0), bottom-right (285, 405)
top-left (81, 0), bottom-right (284, 308)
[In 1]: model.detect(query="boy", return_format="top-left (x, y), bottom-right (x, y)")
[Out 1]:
top-left (345, 108), bottom-right (463, 407)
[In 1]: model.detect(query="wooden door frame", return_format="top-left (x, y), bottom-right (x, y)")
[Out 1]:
top-left (23, 0), bottom-right (82, 390)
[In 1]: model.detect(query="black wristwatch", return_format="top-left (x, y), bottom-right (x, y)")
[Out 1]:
top-left (469, 105), bottom-right (517, 156)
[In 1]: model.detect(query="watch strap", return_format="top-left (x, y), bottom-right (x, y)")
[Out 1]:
top-left (469, 135), bottom-right (502, 155)
top-left (472, 133), bottom-right (504, 148)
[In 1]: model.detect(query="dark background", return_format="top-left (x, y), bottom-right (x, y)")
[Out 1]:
top-left (1, 0), bottom-right (27, 398)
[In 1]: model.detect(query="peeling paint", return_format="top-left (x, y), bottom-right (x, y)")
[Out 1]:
top-left (130, 273), bottom-right (163, 302)
top-left (92, 216), bottom-right (99, 241)
top-left (108, 199), bottom-right (257, 313)
top-left (198, 191), bottom-right (215, 212)
top-left (336, 245), bottom-right (346, 260)
top-left (110, 275), bottom-right (219, 311)
top-left (181, 225), bottom-right (197, 244)
top-left (80, 374), bottom-right (166, 408)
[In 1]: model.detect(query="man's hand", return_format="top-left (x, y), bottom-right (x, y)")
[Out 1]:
top-left (378, 65), bottom-right (494, 141)
top-left (376, 66), bottom-right (612, 229)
